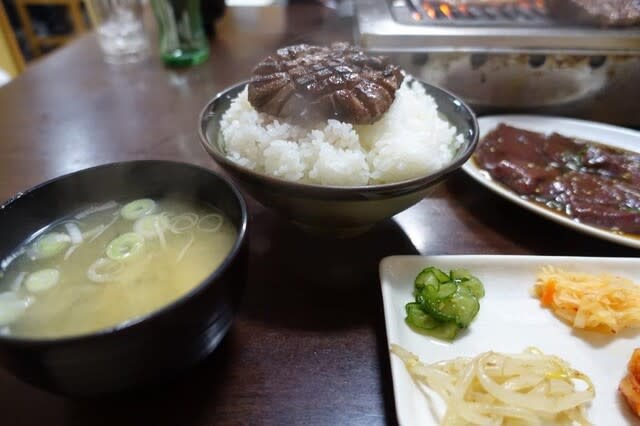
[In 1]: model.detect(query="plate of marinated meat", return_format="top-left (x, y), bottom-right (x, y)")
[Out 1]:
top-left (462, 115), bottom-right (640, 249)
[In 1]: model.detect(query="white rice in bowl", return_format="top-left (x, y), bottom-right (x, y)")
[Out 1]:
top-left (219, 78), bottom-right (464, 186)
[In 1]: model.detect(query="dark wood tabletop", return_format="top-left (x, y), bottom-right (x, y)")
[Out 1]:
top-left (0, 4), bottom-right (637, 425)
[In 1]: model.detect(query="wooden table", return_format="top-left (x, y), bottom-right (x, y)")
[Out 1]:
top-left (0, 5), bottom-right (636, 425)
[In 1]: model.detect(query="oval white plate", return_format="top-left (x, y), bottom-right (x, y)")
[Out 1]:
top-left (462, 115), bottom-right (640, 249)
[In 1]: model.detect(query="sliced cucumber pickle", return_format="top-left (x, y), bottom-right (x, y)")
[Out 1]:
top-left (406, 265), bottom-right (485, 341)
top-left (425, 322), bottom-right (459, 341)
top-left (414, 269), bottom-right (439, 291)
top-left (450, 286), bottom-right (480, 328)
top-left (431, 267), bottom-right (450, 283)
top-left (450, 268), bottom-right (473, 282)
top-left (415, 267), bottom-right (450, 288)
top-left (405, 303), bottom-right (439, 330)
top-left (459, 277), bottom-right (485, 298)
top-left (422, 288), bottom-right (459, 322)
top-left (436, 282), bottom-right (457, 299)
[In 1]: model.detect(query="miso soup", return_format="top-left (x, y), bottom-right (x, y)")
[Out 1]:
top-left (0, 197), bottom-right (237, 338)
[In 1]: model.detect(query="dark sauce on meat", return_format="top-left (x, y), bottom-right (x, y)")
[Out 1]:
top-left (474, 124), bottom-right (640, 235)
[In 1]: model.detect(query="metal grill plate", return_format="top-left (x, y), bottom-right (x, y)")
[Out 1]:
top-left (356, 0), bottom-right (640, 54)
top-left (397, 0), bottom-right (548, 26)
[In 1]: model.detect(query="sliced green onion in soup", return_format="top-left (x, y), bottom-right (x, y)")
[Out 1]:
top-left (75, 200), bottom-right (118, 219)
top-left (0, 292), bottom-right (31, 326)
top-left (106, 232), bottom-right (145, 261)
top-left (133, 214), bottom-right (169, 239)
top-left (198, 214), bottom-right (224, 232)
top-left (26, 232), bottom-right (71, 260)
top-left (10, 272), bottom-right (26, 291)
top-left (120, 199), bottom-right (156, 221)
top-left (25, 269), bottom-right (60, 293)
top-left (64, 222), bottom-right (83, 245)
top-left (169, 213), bottom-right (199, 233)
top-left (87, 258), bottom-right (123, 283)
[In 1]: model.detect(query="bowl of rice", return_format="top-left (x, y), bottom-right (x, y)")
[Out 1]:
top-left (198, 44), bottom-right (478, 236)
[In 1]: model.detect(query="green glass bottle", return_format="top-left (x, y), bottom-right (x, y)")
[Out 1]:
top-left (151, 0), bottom-right (209, 67)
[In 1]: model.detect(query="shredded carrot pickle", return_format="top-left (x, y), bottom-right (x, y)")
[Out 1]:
top-left (533, 267), bottom-right (640, 333)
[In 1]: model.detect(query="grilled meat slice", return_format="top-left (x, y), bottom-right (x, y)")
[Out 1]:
top-left (248, 43), bottom-right (404, 125)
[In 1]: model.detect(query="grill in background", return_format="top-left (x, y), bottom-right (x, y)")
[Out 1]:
top-left (399, 0), bottom-right (547, 25)
top-left (355, 0), bottom-right (640, 126)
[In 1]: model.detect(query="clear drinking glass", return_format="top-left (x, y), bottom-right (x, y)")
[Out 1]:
top-left (151, 0), bottom-right (209, 67)
top-left (87, 0), bottom-right (150, 64)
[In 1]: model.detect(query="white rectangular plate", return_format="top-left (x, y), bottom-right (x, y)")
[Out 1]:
top-left (462, 115), bottom-right (640, 249)
top-left (380, 255), bottom-right (640, 426)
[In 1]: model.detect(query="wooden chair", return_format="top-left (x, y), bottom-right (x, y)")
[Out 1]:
top-left (0, 1), bottom-right (25, 77)
top-left (14, 0), bottom-right (87, 57)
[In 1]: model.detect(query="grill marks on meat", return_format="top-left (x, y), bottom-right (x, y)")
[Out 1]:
top-left (547, 0), bottom-right (640, 27)
top-left (248, 43), bottom-right (404, 125)
top-left (474, 124), bottom-right (640, 234)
